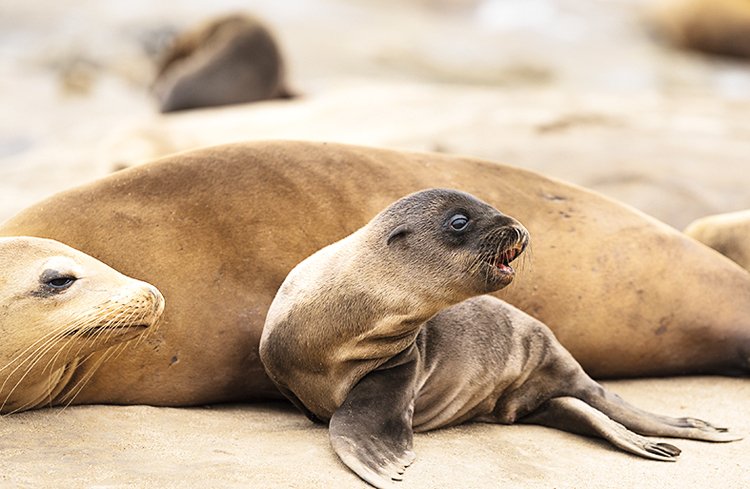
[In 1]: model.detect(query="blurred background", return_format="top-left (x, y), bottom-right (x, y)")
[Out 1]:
top-left (2, 0), bottom-right (749, 227)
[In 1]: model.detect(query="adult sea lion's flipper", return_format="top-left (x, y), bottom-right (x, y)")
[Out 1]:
top-left (521, 396), bottom-right (682, 461)
top-left (329, 348), bottom-right (419, 489)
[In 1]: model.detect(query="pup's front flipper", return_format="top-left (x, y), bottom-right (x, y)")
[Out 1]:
top-left (329, 346), bottom-right (420, 488)
top-left (521, 396), bottom-right (682, 461)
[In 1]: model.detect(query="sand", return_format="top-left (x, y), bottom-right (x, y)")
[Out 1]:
top-left (1, 378), bottom-right (747, 488)
top-left (1, 0), bottom-right (749, 487)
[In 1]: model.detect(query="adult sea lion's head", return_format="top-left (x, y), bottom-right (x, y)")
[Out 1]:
top-left (0, 237), bottom-right (165, 413)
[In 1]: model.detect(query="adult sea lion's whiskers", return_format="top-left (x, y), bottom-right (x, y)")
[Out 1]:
top-left (0, 320), bottom-right (76, 398)
top-left (131, 309), bottom-right (161, 349)
top-left (0, 327), bottom-right (72, 413)
top-left (52, 351), bottom-right (99, 413)
top-left (57, 342), bottom-right (129, 412)
top-left (56, 308), bottom-right (133, 411)
top-left (0, 298), bottom-right (153, 414)
top-left (56, 305), bottom-right (156, 412)
top-left (0, 307), bottom-right (111, 413)
top-left (0, 315), bottom-right (89, 374)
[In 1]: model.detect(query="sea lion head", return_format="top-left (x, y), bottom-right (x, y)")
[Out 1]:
top-left (0, 237), bottom-right (165, 413)
top-left (371, 188), bottom-right (529, 303)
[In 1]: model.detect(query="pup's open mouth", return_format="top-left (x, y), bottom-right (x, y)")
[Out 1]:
top-left (489, 244), bottom-right (524, 274)
top-left (483, 233), bottom-right (527, 277)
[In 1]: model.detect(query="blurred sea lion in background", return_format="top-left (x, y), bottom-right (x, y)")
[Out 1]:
top-left (651, 0), bottom-right (750, 59)
top-left (685, 209), bottom-right (750, 270)
top-left (152, 14), bottom-right (293, 113)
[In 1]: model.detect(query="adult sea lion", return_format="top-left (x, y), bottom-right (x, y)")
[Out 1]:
top-left (260, 189), bottom-right (739, 488)
top-left (152, 14), bottom-right (293, 113)
top-left (0, 237), bottom-right (164, 414)
top-left (685, 209), bottom-right (750, 271)
top-left (0, 141), bottom-right (748, 411)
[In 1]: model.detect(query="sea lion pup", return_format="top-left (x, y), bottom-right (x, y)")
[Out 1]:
top-left (0, 237), bottom-right (164, 414)
top-left (152, 14), bottom-right (293, 113)
top-left (260, 189), bottom-right (738, 488)
top-left (685, 209), bottom-right (750, 271)
top-left (650, 0), bottom-right (750, 58)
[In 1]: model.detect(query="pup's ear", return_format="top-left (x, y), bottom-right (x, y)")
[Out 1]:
top-left (386, 224), bottom-right (410, 246)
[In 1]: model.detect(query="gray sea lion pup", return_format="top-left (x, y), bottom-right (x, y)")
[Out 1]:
top-left (152, 14), bottom-right (293, 113)
top-left (0, 237), bottom-right (164, 414)
top-left (260, 189), bottom-right (739, 488)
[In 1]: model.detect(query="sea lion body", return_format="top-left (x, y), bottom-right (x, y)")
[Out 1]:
top-left (685, 209), bottom-right (750, 271)
top-left (153, 14), bottom-right (292, 113)
top-left (0, 141), bottom-right (749, 410)
top-left (261, 189), bottom-right (738, 488)
top-left (414, 296), bottom-right (569, 431)
top-left (261, 189), bottom-right (528, 418)
top-left (0, 237), bottom-right (164, 414)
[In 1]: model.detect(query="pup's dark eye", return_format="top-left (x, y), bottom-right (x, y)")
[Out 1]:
top-left (449, 214), bottom-right (469, 231)
top-left (46, 277), bottom-right (76, 289)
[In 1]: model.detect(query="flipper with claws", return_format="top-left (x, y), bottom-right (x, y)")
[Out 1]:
top-left (329, 348), bottom-right (419, 488)
top-left (522, 396), bottom-right (683, 461)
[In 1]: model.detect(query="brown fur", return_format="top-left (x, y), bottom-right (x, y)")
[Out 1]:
top-left (0, 141), bottom-right (748, 409)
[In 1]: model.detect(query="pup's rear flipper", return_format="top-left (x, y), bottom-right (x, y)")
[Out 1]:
top-left (521, 396), bottom-right (682, 461)
top-left (582, 386), bottom-right (742, 443)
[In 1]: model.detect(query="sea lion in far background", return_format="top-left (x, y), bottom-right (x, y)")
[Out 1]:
top-left (152, 14), bottom-right (293, 113)
top-left (0, 141), bottom-right (749, 411)
top-left (261, 189), bottom-right (738, 488)
top-left (650, 0), bottom-right (750, 59)
top-left (685, 209), bottom-right (750, 270)
top-left (0, 237), bottom-right (164, 414)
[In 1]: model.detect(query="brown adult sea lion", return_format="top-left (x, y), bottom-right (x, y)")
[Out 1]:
top-left (152, 14), bottom-right (293, 113)
top-left (260, 188), bottom-right (738, 488)
top-left (0, 237), bottom-right (164, 414)
top-left (0, 141), bottom-right (748, 411)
